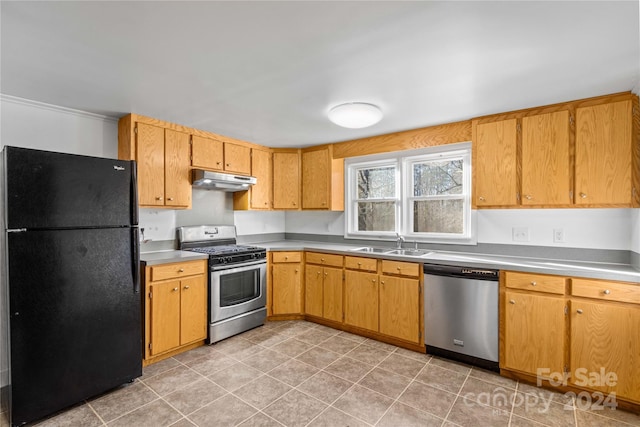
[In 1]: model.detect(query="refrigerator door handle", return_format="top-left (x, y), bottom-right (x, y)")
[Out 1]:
top-left (130, 160), bottom-right (139, 225)
top-left (132, 228), bottom-right (140, 294)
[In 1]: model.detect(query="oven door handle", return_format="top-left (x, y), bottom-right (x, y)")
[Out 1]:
top-left (211, 259), bottom-right (266, 272)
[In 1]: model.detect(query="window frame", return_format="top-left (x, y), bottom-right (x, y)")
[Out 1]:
top-left (344, 142), bottom-right (476, 245)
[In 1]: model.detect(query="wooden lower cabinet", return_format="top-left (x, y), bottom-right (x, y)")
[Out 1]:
top-left (503, 290), bottom-right (565, 377)
top-left (379, 275), bottom-right (420, 343)
top-left (270, 252), bottom-right (303, 315)
top-left (344, 270), bottom-right (379, 331)
top-left (502, 271), bottom-right (640, 408)
top-left (145, 260), bottom-right (207, 364)
top-left (570, 299), bottom-right (640, 403)
top-left (304, 263), bottom-right (343, 322)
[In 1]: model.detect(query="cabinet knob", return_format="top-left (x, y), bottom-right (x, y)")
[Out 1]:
top-left (577, 309), bottom-right (583, 314)
top-left (167, 197), bottom-right (174, 201)
top-left (372, 279), bottom-right (376, 283)
top-left (579, 192), bottom-right (587, 199)
top-left (216, 161), bottom-right (221, 165)
top-left (172, 287), bottom-right (179, 292)
top-left (156, 196), bottom-right (163, 201)
top-left (324, 272), bottom-right (328, 277)
top-left (357, 262), bottom-right (362, 266)
top-left (183, 285), bottom-right (190, 290)
top-left (322, 202), bottom-right (326, 206)
top-left (525, 195), bottom-right (533, 200)
top-left (293, 202), bottom-right (297, 206)
top-left (321, 258), bottom-right (325, 262)
top-left (479, 196), bottom-right (486, 201)
top-left (178, 268), bottom-right (184, 272)
top-left (265, 202), bottom-right (268, 205)
top-left (380, 280), bottom-right (385, 285)
top-left (226, 163), bottom-right (230, 167)
top-left (285, 256), bottom-right (288, 260)
top-left (603, 289), bottom-right (611, 295)
top-left (397, 267), bottom-right (401, 271)
top-left (530, 281), bottom-right (537, 286)
top-left (509, 299), bottom-right (515, 304)
top-left (295, 269), bottom-right (299, 273)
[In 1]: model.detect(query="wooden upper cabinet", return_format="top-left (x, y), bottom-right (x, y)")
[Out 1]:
top-left (164, 129), bottom-right (192, 208)
top-left (301, 146), bottom-right (344, 211)
top-left (273, 150), bottom-right (300, 209)
top-left (191, 135), bottom-right (223, 171)
top-left (250, 148), bottom-right (272, 209)
top-left (473, 119), bottom-right (518, 207)
top-left (224, 143), bottom-right (251, 175)
top-left (134, 123), bottom-right (190, 209)
top-left (521, 111), bottom-right (571, 205)
top-left (575, 100), bottom-right (633, 205)
top-left (191, 136), bottom-right (251, 175)
top-left (136, 123), bottom-right (165, 207)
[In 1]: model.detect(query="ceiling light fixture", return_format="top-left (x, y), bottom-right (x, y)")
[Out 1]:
top-left (328, 102), bottom-right (383, 129)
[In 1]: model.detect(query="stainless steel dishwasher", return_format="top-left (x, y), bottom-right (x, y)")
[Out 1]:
top-left (424, 264), bottom-right (499, 371)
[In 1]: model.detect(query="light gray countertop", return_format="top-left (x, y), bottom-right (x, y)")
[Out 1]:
top-left (256, 240), bottom-right (640, 283)
top-left (140, 250), bottom-right (208, 266)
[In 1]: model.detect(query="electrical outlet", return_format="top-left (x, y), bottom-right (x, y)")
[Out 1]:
top-left (512, 227), bottom-right (530, 242)
top-left (553, 228), bottom-right (565, 243)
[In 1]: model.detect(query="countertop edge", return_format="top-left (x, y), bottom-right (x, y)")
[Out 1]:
top-left (140, 250), bottom-right (209, 265)
top-left (258, 241), bottom-right (640, 284)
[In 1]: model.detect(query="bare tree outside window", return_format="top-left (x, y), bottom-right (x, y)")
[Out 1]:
top-left (412, 159), bottom-right (464, 233)
top-left (356, 166), bottom-right (395, 231)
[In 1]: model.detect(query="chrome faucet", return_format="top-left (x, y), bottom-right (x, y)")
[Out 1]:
top-left (396, 232), bottom-right (405, 249)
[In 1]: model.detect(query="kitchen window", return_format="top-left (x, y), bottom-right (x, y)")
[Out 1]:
top-left (345, 143), bottom-right (474, 244)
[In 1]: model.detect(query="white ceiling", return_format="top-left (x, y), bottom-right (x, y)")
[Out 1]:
top-left (1, 1), bottom-right (638, 148)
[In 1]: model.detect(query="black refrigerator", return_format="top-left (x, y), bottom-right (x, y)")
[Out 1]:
top-left (2, 146), bottom-right (141, 426)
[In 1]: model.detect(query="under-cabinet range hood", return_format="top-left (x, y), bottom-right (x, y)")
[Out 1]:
top-left (192, 170), bottom-right (257, 192)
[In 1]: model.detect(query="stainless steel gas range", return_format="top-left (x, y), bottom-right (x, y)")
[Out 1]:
top-left (178, 225), bottom-right (266, 344)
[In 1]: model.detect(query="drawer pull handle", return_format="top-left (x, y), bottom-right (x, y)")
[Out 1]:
top-left (183, 285), bottom-right (190, 290)
top-left (603, 289), bottom-right (611, 295)
top-left (509, 299), bottom-right (515, 304)
top-left (530, 281), bottom-right (537, 286)
top-left (397, 267), bottom-right (401, 271)
top-left (172, 287), bottom-right (179, 292)
top-left (577, 309), bottom-right (583, 314)
top-left (178, 268), bottom-right (184, 272)
top-left (358, 262), bottom-right (362, 266)
top-left (285, 256), bottom-right (288, 260)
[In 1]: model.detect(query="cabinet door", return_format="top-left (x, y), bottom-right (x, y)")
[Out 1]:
top-left (570, 300), bottom-right (640, 402)
top-left (521, 111), bottom-right (571, 205)
top-left (379, 275), bottom-right (420, 343)
top-left (136, 123), bottom-right (165, 207)
top-left (251, 149), bottom-right (272, 209)
top-left (302, 148), bottom-right (329, 209)
top-left (180, 275), bottom-right (207, 345)
top-left (575, 100), bottom-right (633, 205)
top-left (224, 142), bottom-right (251, 175)
top-left (272, 263), bottom-right (302, 314)
top-left (323, 267), bottom-right (343, 322)
top-left (191, 135), bottom-right (223, 171)
top-left (164, 129), bottom-right (192, 208)
top-left (273, 152), bottom-right (300, 209)
top-left (150, 280), bottom-right (181, 355)
top-left (305, 265), bottom-right (323, 317)
top-left (474, 119), bottom-right (518, 206)
top-left (503, 291), bottom-right (565, 377)
top-left (344, 270), bottom-right (378, 331)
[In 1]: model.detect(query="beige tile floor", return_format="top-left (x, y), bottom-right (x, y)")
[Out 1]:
top-left (2, 320), bottom-right (639, 427)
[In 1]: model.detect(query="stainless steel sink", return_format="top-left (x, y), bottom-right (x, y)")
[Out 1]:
top-left (385, 249), bottom-right (433, 257)
top-left (351, 247), bottom-right (391, 253)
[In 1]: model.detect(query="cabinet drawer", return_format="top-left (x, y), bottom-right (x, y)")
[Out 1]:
top-left (381, 260), bottom-right (419, 278)
top-left (272, 252), bottom-right (302, 263)
top-left (150, 261), bottom-right (206, 282)
top-left (344, 256), bottom-right (377, 272)
top-left (306, 252), bottom-right (343, 267)
top-left (571, 278), bottom-right (640, 305)
top-left (504, 271), bottom-right (566, 295)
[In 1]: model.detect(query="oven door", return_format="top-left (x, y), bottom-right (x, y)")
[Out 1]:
top-left (210, 260), bottom-right (266, 323)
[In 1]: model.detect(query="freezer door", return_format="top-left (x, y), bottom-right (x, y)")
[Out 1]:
top-left (7, 228), bottom-right (142, 425)
top-left (4, 146), bottom-right (138, 229)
